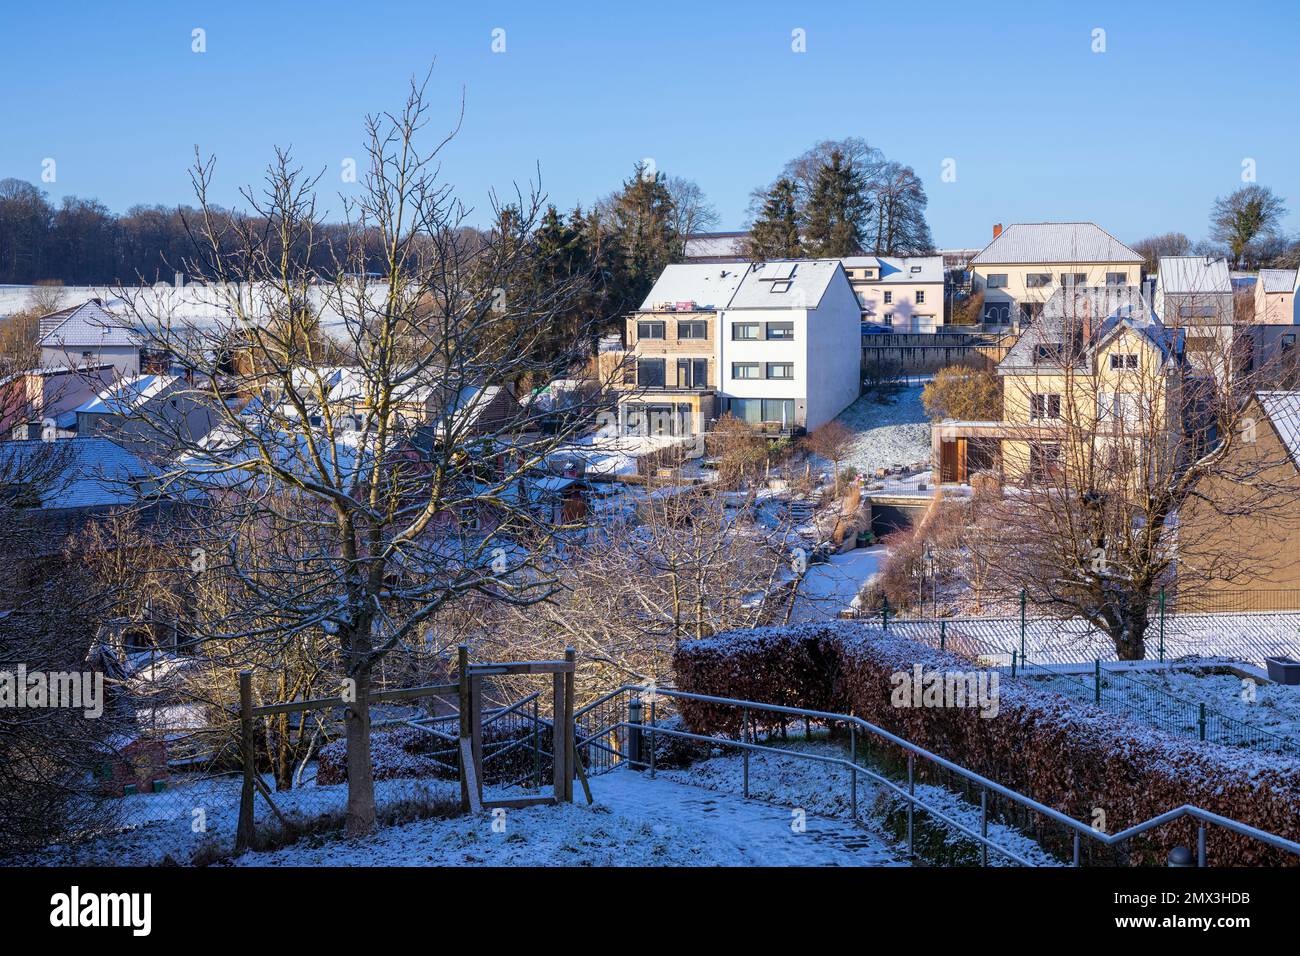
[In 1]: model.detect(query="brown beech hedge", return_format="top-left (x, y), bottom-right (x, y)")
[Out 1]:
top-left (672, 622), bottom-right (1300, 866)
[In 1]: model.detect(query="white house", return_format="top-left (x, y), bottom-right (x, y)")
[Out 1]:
top-left (38, 300), bottom-right (147, 376)
top-left (1153, 256), bottom-right (1234, 374)
top-left (717, 259), bottom-right (862, 433)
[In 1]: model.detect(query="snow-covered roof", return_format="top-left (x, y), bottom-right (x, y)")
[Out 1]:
top-left (841, 255), bottom-right (944, 284)
top-left (682, 232), bottom-right (748, 261)
top-left (971, 223), bottom-right (1142, 265)
top-left (638, 264), bottom-right (750, 312)
top-left (1255, 391), bottom-right (1300, 468)
top-left (76, 374), bottom-right (178, 416)
top-left (998, 286), bottom-right (1176, 373)
top-left (37, 300), bottom-right (142, 348)
top-left (0, 438), bottom-right (155, 510)
top-left (1156, 256), bottom-right (1232, 295)
top-left (1259, 269), bottom-right (1298, 295)
top-left (727, 259), bottom-right (847, 311)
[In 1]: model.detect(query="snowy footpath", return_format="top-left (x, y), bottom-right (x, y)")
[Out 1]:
top-left (234, 769), bottom-right (906, 867)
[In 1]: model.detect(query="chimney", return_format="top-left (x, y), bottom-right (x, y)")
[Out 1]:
top-left (993, 223), bottom-right (1003, 239)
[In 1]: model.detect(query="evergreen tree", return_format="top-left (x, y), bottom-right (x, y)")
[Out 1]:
top-left (608, 163), bottom-right (678, 309)
top-left (801, 150), bottom-right (871, 258)
top-left (746, 178), bottom-right (802, 260)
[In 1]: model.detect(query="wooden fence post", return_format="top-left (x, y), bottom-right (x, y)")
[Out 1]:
top-left (235, 670), bottom-right (255, 853)
top-left (551, 671), bottom-right (565, 802)
top-left (563, 647), bottom-right (576, 803)
top-left (458, 644), bottom-right (470, 812)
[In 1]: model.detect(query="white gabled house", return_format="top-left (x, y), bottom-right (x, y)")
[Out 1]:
top-left (718, 259), bottom-right (862, 433)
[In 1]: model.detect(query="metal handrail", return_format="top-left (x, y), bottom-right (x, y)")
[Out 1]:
top-left (600, 684), bottom-right (1300, 865)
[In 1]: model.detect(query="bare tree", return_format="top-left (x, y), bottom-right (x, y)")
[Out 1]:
top-left (802, 420), bottom-right (855, 496)
top-left (966, 288), bottom-right (1297, 658)
top-left (111, 73), bottom-right (623, 835)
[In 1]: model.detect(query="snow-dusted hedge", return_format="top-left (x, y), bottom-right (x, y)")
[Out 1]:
top-left (673, 622), bottom-right (1300, 866)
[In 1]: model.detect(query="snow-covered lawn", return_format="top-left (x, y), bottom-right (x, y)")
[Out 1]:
top-left (819, 385), bottom-right (931, 477)
top-left (239, 771), bottom-right (905, 867)
top-left (789, 546), bottom-right (886, 622)
top-left (1103, 668), bottom-right (1300, 747)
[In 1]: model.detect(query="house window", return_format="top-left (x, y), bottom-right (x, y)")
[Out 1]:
top-left (730, 398), bottom-right (796, 426)
top-left (732, 323), bottom-right (760, 341)
top-left (1059, 273), bottom-right (1086, 286)
top-left (884, 291), bottom-right (893, 304)
top-left (1033, 343), bottom-right (1063, 364)
top-left (1026, 273), bottom-right (1052, 288)
top-left (1106, 272), bottom-right (1128, 285)
top-left (1109, 353), bottom-right (1138, 370)
top-left (636, 358), bottom-right (666, 388)
top-left (769, 281), bottom-right (793, 294)
top-left (765, 321), bottom-right (794, 340)
top-left (732, 362), bottom-right (761, 380)
top-left (1098, 393), bottom-right (1140, 423)
top-left (1284, 334), bottom-right (1296, 354)
top-left (677, 320), bottom-right (707, 340)
top-left (1030, 394), bottom-right (1061, 420)
top-left (766, 362), bottom-right (794, 380)
top-left (983, 301), bottom-right (1012, 324)
top-left (910, 265), bottom-right (922, 274)
top-left (844, 270), bottom-right (855, 278)
top-left (915, 290), bottom-right (925, 304)
top-left (985, 274), bottom-right (1009, 288)
top-left (1029, 443), bottom-right (1061, 482)
top-left (677, 358), bottom-right (708, 388)
top-left (637, 320), bottom-right (665, 340)
top-left (863, 270), bottom-right (875, 279)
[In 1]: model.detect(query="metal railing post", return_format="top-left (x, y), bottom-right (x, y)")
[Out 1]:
top-left (1094, 660), bottom-right (1102, 705)
top-left (1073, 832), bottom-right (1081, 867)
top-left (532, 696), bottom-right (541, 787)
top-left (939, 620), bottom-right (946, 652)
top-left (628, 696), bottom-right (643, 770)
top-left (980, 787), bottom-right (989, 866)
top-left (849, 723), bottom-right (857, 818)
top-left (742, 707), bottom-right (750, 798)
top-left (1198, 702), bottom-right (1207, 742)
top-left (1019, 589), bottom-right (1027, 660)
top-left (1198, 825), bottom-right (1207, 867)
top-left (648, 696), bottom-right (657, 778)
top-left (1158, 589), bottom-right (1166, 663)
top-left (1010, 650), bottom-right (1017, 678)
top-left (907, 752), bottom-right (915, 858)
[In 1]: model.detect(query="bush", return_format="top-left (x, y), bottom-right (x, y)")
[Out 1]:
top-left (673, 622), bottom-right (1300, 866)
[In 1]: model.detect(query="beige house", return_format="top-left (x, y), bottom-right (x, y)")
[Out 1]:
top-left (1255, 269), bottom-right (1297, 325)
top-left (611, 264), bottom-right (748, 437)
top-left (969, 223), bottom-right (1143, 327)
top-left (841, 255), bottom-right (945, 332)
top-left (1182, 391), bottom-right (1300, 608)
top-left (934, 286), bottom-right (1184, 484)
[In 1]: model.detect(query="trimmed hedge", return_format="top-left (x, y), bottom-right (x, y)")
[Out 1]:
top-left (673, 622), bottom-right (1300, 866)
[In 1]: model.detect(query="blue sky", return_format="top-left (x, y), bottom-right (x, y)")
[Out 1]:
top-left (2, 0), bottom-right (1297, 249)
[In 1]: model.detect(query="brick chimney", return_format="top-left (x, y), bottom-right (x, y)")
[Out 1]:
top-left (993, 223), bottom-right (1003, 239)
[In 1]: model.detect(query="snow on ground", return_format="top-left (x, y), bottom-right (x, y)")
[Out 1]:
top-left (789, 546), bottom-right (887, 622)
top-left (817, 385), bottom-right (932, 477)
top-left (658, 739), bottom-right (1058, 866)
top-left (238, 770), bottom-right (904, 867)
top-left (10, 772), bottom-right (459, 867)
top-left (1094, 668), bottom-right (1300, 745)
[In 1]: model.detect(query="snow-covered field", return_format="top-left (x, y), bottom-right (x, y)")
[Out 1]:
top-left (818, 385), bottom-right (932, 477)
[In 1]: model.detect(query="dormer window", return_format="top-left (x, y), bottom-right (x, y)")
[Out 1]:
top-left (1034, 343), bottom-right (1063, 364)
top-left (768, 281), bottom-right (792, 293)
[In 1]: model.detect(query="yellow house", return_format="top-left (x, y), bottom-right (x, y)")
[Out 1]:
top-left (969, 223), bottom-right (1143, 327)
top-left (935, 286), bottom-right (1184, 484)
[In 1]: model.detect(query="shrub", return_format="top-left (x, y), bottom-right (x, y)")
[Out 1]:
top-left (673, 622), bottom-right (1300, 866)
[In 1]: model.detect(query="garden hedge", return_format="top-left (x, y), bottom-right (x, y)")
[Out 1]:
top-left (672, 622), bottom-right (1300, 866)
